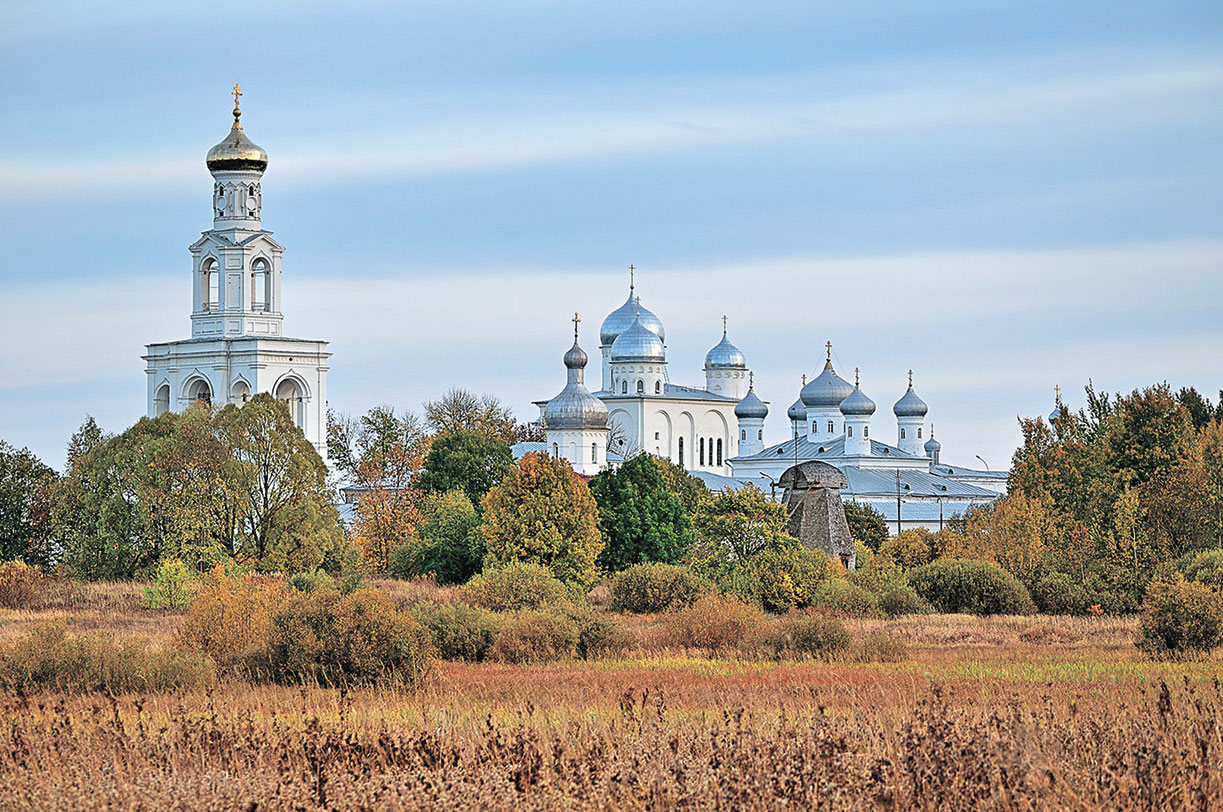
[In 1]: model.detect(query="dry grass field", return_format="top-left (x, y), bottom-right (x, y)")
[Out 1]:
top-left (1, 581), bottom-right (1220, 811)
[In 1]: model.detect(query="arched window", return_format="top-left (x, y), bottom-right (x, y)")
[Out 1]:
top-left (231, 380), bottom-right (251, 405)
top-left (552, 442), bottom-right (559, 457)
top-left (917, 427), bottom-right (923, 439)
top-left (827, 420), bottom-right (834, 433)
top-left (187, 378), bottom-right (212, 405)
top-left (636, 380), bottom-right (644, 394)
top-left (251, 258), bottom-right (270, 312)
top-left (864, 426), bottom-right (869, 438)
top-left (716, 439), bottom-right (723, 466)
top-left (811, 421), bottom-right (817, 434)
top-left (591, 443), bottom-right (597, 463)
top-left (275, 378), bottom-right (304, 427)
top-left (678, 437), bottom-right (684, 467)
top-left (202, 259), bottom-right (218, 311)
top-left (154, 384), bottom-right (170, 416)
top-left (757, 429), bottom-right (763, 441)
top-left (654, 381), bottom-right (661, 394)
top-left (699, 438), bottom-right (705, 466)
top-left (900, 428), bottom-right (906, 440)
top-left (621, 380), bottom-right (628, 394)
top-left (847, 426), bottom-right (853, 438)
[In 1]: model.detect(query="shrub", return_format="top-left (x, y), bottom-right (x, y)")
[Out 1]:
top-left (411, 600), bottom-right (500, 662)
top-left (460, 563), bottom-right (573, 611)
top-left (265, 588), bottom-right (433, 687)
top-left (175, 568), bottom-right (288, 674)
top-left (1184, 549), bottom-right (1223, 590)
top-left (665, 594), bottom-right (764, 653)
top-left (141, 558), bottom-right (197, 609)
top-left (390, 490), bottom-right (484, 585)
top-left (608, 563), bottom-right (712, 613)
top-left (849, 553), bottom-right (907, 595)
top-left (558, 603), bottom-right (629, 658)
top-left (879, 529), bottom-right (936, 569)
top-left (908, 558), bottom-right (1036, 616)
top-left (288, 570), bottom-right (336, 594)
top-left (0, 560), bottom-right (44, 609)
top-left (1136, 578), bottom-right (1223, 660)
top-left (751, 545), bottom-right (840, 613)
top-left (0, 622), bottom-right (216, 693)
top-left (490, 609), bottom-right (580, 664)
top-left (764, 613), bottom-right (850, 660)
top-left (877, 584), bottom-right (933, 617)
top-left (809, 580), bottom-right (882, 617)
top-left (852, 632), bottom-right (910, 663)
top-left (1031, 572), bottom-right (1091, 615)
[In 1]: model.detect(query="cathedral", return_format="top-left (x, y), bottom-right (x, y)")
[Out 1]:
top-left (143, 89), bottom-right (330, 454)
top-left (534, 278), bottom-right (1008, 532)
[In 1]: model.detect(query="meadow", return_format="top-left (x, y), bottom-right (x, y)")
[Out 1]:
top-left (0, 580), bottom-right (1220, 811)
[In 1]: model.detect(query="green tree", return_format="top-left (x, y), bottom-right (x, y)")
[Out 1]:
top-left (481, 452), bottom-right (603, 588)
top-left (589, 454), bottom-right (693, 572)
top-left (418, 431), bottom-right (514, 508)
top-left (391, 489), bottom-right (484, 584)
top-left (650, 456), bottom-right (710, 517)
top-left (0, 442), bottom-right (57, 565)
top-left (691, 486), bottom-right (789, 563)
top-left (843, 501), bottom-right (888, 552)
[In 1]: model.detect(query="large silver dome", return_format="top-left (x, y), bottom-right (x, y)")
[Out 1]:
top-left (734, 386), bottom-right (768, 419)
top-left (801, 359), bottom-right (854, 410)
top-left (610, 311), bottom-right (666, 363)
top-left (543, 333), bottom-right (608, 431)
top-left (704, 325), bottom-right (746, 370)
top-left (600, 289), bottom-right (664, 347)
top-left (893, 374), bottom-right (928, 418)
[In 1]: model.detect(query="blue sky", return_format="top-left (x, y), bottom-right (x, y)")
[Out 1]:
top-left (1, 0), bottom-right (1221, 471)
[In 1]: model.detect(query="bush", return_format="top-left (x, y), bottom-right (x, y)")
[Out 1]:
top-left (908, 558), bottom-right (1036, 616)
top-left (558, 603), bottom-right (629, 658)
top-left (264, 587), bottom-right (433, 687)
top-left (1184, 549), bottom-right (1223, 590)
top-left (390, 490), bottom-right (484, 585)
top-left (764, 613), bottom-right (850, 660)
top-left (0, 622), bottom-right (216, 693)
top-left (877, 584), bottom-right (933, 617)
top-left (852, 632), bottom-right (910, 663)
top-left (0, 560), bottom-right (44, 609)
top-left (608, 563), bottom-right (711, 613)
top-left (490, 609), bottom-right (580, 664)
top-left (879, 529), bottom-right (936, 569)
top-left (460, 563), bottom-right (573, 611)
top-left (411, 600), bottom-right (500, 662)
top-left (1136, 578), bottom-right (1223, 660)
top-left (751, 545), bottom-right (840, 613)
top-left (1031, 572), bottom-right (1091, 616)
top-left (141, 558), bottom-right (197, 609)
top-left (288, 570), bottom-right (336, 594)
top-left (665, 594), bottom-right (764, 653)
top-left (809, 580), bottom-right (882, 617)
top-left (175, 568), bottom-right (289, 674)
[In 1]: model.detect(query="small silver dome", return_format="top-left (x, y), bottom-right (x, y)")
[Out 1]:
top-left (543, 331), bottom-right (608, 431)
top-left (839, 373), bottom-right (876, 416)
top-left (610, 310), bottom-right (666, 363)
top-left (600, 288), bottom-right (664, 347)
top-left (704, 322), bottom-right (746, 370)
top-left (924, 433), bottom-right (941, 453)
top-left (735, 387), bottom-right (768, 419)
top-left (801, 359), bottom-right (854, 410)
top-left (787, 397), bottom-right (807, 421)
top-left (893, 374), bottom-right (928, 418)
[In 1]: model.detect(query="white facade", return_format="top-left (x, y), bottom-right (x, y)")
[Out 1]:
top-left (143, 96), bottom-right (330, 455)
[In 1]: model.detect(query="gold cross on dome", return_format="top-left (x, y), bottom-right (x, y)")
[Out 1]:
top-left (854, 367), bottom-right (860, 387)
top-left (825, 340), bottom-right (832, 361)
top-left (802, 374), bottom-right (807, 385)
top-left (232, 83), bottom-right (242, 109)
top-left (572, 311), bottom-right (580, 338)
top-left (749, 371), bottom-right (754, 388)
top-left (908, 369), bottom-right (913, 387)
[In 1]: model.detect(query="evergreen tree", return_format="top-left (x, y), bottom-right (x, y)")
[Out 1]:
top-left (418, 431), bottom-right (514, 508)
top-left (589, 454), bottom-right (692, 572)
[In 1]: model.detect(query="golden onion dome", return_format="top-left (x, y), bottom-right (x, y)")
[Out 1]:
top-left (206, 86), bottom-right (268, 173)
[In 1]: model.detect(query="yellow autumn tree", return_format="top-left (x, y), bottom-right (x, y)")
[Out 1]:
top-left (352, 443), bottom-right (423, 572)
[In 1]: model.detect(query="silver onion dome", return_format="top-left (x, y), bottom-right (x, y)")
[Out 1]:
top-left (543, 323), bottom-right (608, 431)
top-left (801, 359), bottom-right (854, 410)
top-left (600, 287), bottom-right (664, 347)
top-left (610, 308), bottom-right (666, 363)
top-left (839, 370), bottom-right (876, 417)
top-left (787, 397), bottom-right (807, 422)
top-left (704, 320), bottom-right (746, 369)
top-left (735, 378), bottom-right (768, 419)
top-left (924, 432), bottom-right (941, 454)
top-left (893, 372), bottom-right (928, 418)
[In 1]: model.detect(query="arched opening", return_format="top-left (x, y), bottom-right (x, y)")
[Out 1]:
top-left (154, 384), bottom-right (170, 416)
top-left (741, 429), bottom-right (746, 441)
top-left (827, 420), bottom-right (834, 433)
top-left (811, 421), bottom-right (817, 434)
top-left (757, 429), bottom-right (762, 441)
top-left (900, 427), bottom-right (906, 440)
top-left (231, 380), bottom-right (251, 405)
top-left (864, 426), bottom-right (869, 438)
top-left (699, 438), bottom-right (705, 466)
top-left (202, 259), bottom-right (218, 311)
top-left (654, 381), bottom-right (661, 394)
top-left (552, 442), bottom-right (559, 458)
top-left (621, 380), bottom-right (628, 394)
top-left (187, 378), bottom-right (212, 405)
top-left (275, 378), bottom-right (305, 427)
top-left (678, 436), bottom-right (684, 467)
top-left (918, 427), bottom-right (923, 439)
top-left (716, 439), bottom-right (723, 466)
top-left (636, 380), bottom-right (644, 394)
top-left (251, 258), bottom-right (271, 312)
top-left (847, 426), bottom-right (853, 438)
top-left (591, 443), bottom-right (597, 463)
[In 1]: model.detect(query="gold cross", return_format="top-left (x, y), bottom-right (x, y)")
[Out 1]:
top-left (232, 83), bottom-right (242, 110)
top-left (572, 311), bottom-right (580, 339)
top-left (749, 371), bottom-right (754, 388)
top-left (802, 374), bottom-right (807, 385)
top-left (854, 367), bottom-right (860, 387)
top-left (908, 369), bottom-right (913, 387)
top-left (825, 340), bottom-right (832, 361)
top-left (1054, 384), bottom-right (1061, 400)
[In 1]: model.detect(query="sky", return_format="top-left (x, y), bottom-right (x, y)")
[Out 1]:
top-left (1, 0), bottom-right (1221, 472)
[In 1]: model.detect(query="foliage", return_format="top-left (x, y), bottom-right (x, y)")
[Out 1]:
top-left (326, 405), bottom-right (426, 483)
top-left (852, 632), bottom-right (911, 663)
top-left (410, 600), bottom-right (500, 662)
top-left (390, 489), bottom-right (484, 584)
top-left (263, 587), bottom-right (433, 687)
top-left (558, 602), bottom-right (629, 658)
top-left (418, 432), bottom-right (514, 509)
top-left (0, 441), bottom-right (57, 565)
top-left (663, 594), bottom-right (765, 652)
top-left (1183, 548), bottom-right (1223, 589)
top-left (908, 558), bottom-right (1036, 616)
top-left (1030, 572), bottom-right (1091, 616)
top-left (460, 562), bottom-right (573, 611)
top-left (764, 612), bottom-right (851, 660)
top-left (1136, 577), bottom-right (1223, 659)
top-left (691, 486), bottom-right (788, 563)
top-left (489, 609), bottom-right (580, 664)
top-left (481, 452), bottom-right (603, 588)
top-left (424, 388), bottom-right (539, 445)
top-left (749, 544), bottom-right (840, 613)
top-left (351, 441), bottom-right (424, 573)
top-left (607, 562), bottom-right (712, 613)
top-left (288, 570), bottom-right (336, 594)
top-left (140, 557), bottom-right (197, 609)
top-left (843, 501), bottom-right (888, 553)
top-left (958, 493), bottom-right (1058, 588)
top-left (808, 579), bottom-right (882, 616)
top-left (590, 454), bottom-right (693, 571)
top-left (0, 622), bottom-right (216, 693)
top-left (876, 583), bottom-right (933, 617)
top-left (650, 456), bottom-right (711, 517)
top-left (175, 568), bottom-right (289, 674)
top-left (0, 560), bottom-right (44, 609)
top-left (878, 528), bottom-right (937, 570)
